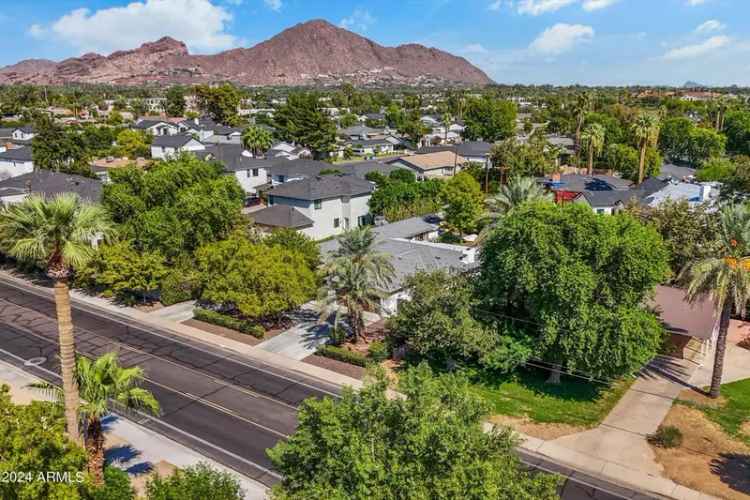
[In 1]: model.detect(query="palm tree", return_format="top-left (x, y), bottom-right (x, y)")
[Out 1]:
top-left (321, 226), bottom-right (394, 343)
top-left (680, 205), bottom-right (750, 398)
top-left (0, 194), bottom-right (112, 442)
top-left (580, 123), bottom-right (605, 176)
top-left (442, 112), bottom-right (453, 144)
top-left (573, 92), bottom-right (592, 168)
top-left (478, 177), bottom-right (552, 243)
top-left (632, 112), bottom-right (661, 185)
top-left (31, 352), bottom-right (160, 485)
top-left (241, 125), bottom-right (273, 157)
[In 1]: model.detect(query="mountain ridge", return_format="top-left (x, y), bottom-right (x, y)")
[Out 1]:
top-left (0, 20), bottom-right (492, 87)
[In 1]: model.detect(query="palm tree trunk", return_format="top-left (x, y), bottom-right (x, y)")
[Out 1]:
top-left (587, 149), bottom-right (594, 176)
top-left (709, 300), bottom-right (732, 398)
top-left (638, 144), bottom-right (647, 185)
top-left (54, 279), bottom-right (81, 443)
top-left (85, 418), bottom-right (105, 486)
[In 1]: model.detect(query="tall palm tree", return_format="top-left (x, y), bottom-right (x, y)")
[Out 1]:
top-left (442, 112), bottom-right (453, 144)
top-left (573, 92), bottom-right (592, 168)
top-left (31, 352), bottom-right (160, 486)
top-left (580, 123), bottom-right (605, 176)
top-left (0, 194), bottom-right (112, 442)
top-left (632, 112), bottom-right (661, 185)
top-left (478, 177), bottom-right (552, 243)
top-left (680, 204), bottom-right (750, 398)
top-left (241, 125), bottom-right (273, 158)
top-left (321, 226), bottom-right (394, 343)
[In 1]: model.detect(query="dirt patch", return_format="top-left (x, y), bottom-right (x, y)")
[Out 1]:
top-left (487, 414), bottom-right (586, 440)
top-left (652, 405), bottom-right (750, 500)
top-left (741, 422), bottom-right (750, 439)
top-left (182, 319), bottom-right (263, 346)
top-left (303, 354), bottom-right (365, 380)
top-left (677, 387), bottom-right (726, 408)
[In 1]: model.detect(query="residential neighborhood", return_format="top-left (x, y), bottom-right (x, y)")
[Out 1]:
top-left (0, 2), bottom-right (750, 500)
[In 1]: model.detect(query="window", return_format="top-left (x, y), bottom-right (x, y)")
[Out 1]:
top-left (268, 196), bottom-right (274, 206)
top-left (252, 168), bottom-right (259, 177)
top-left (333, 218), bottom-right (340, 228)
top-left (314, 200), bottom-right (322, 210)
top-left (246, 169), bottom-right (251, 178)
top-left (344, 217), bottom-right (350, 229)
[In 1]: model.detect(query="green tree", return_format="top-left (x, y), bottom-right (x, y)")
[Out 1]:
top-left (695, 156), bottom-right (735, 182)
top-left (686, 126), bottom-right (727, 166)
top-left (147, 462), bottom-right (243, 500)
top-left (263, 228), bottom-right (320, 270)
top-left (605, 143), bottom-right (661, 181)
top-left (480, 176), bottom-right (552, 242)
top-left (267, 365), bottom-right (561, 500)
top-left (441, 171), bottom-right (483, 235)
top-left (387, 271), bottom-right (492, 366)
top-left (31, 353), bottom-right (159, 486)
top-left (580, 123), bottom-right (605, 175)
top-left (194, 83), bottom-right (242, 125)
top-left (31, 116), bottom-right (92, 176)
top-left (0, 194), bottom-right (112, 442)
top-left (659, 117), bottom-right (693, 161)
top-left (478, 201), bottom-right (670, 380)
top-left (632, 113), bottom-right (661, 184)
top-left (462, 96), bottom-right (517, 142)
top-left (680, 204), bottom-right (750, 398)
top-left (114, 129), bottom-right (151, 159)
top-left (165, 86), bottom-right (186, 117)
top-left (723, 110), bottom-right (750, 156)
top-left (273, 93), bottom-right (337, 159)
top-left (573, 92), bottom-right (592, 167)
top-left (241, 125), bottom-right (273, 157)
top-left (196, 233), bottom-right (316, 322)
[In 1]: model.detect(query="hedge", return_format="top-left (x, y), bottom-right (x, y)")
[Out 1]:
top-left (193, 308), bottom-right (265, 339)
top-left (317, 345), bottom-right (369, 367)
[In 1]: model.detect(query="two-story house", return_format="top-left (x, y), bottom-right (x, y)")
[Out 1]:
top-left (0, 146), bottom-right (34, 180)
top-left (151, 135), bottom-right (206, 160)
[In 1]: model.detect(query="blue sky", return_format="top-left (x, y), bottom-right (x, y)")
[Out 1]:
top-left (3, 0), bottom-right (748, 86)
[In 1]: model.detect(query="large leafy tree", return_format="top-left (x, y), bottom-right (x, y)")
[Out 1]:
top-left (442, 171), bottom-right (484, 235)
top-left (605, 143), bottom-right (661, 181)
top-left (0, 194), bottom-right (112, 442)
top-left (368, 175), bottom-right (444, 222)
top-left (723, 110), bottom-right (750, 156)
top-left (573, 92), bottom-right (592, 167)
top-left (680, 204), bottom-right (750, 398)
top-left (196, 233), bottom-right (316, 322)
top-left (632, 113), bottom-right (661, 184)
top-left (267, 364), bottom-right (561, 500)
top-left (685, 126), bottom-right (727, 166)
top-left (114, 129), bottom-right (151, 159)
top-left (146, 462), bottom-right (244, 500)
top-left (263, 228), bottom-right (321, 270)
top-left (273, 92), bottom-right (337, 159)
top-left (580, 123), bottom-right (605, 176)
top-left (165, 85), bottom-right (186, 117)
top-left (462, 96), bottom-right (517, 142)
top-left (32, 353), bottom-right (159, 486)
top-left (659, 116), bottom-right (694, 161)
top-left (194, 83), bottom-right (242, 125)
top-left (480, 176), bottom-right (552, 243)
top-left (489, 137), bottom-right (553, 180)
top-left (241, 125), bottom-right (273, 157)
top-left (31, 116), bottom-right (92, 176)
top-left (477, 201), bottom-right (670, 380)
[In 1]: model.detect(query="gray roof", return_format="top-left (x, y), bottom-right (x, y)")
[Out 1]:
top-left (133, 119), bottom-right (172, 129)
top-left (659, 163), bottom-right (696, 181)
top-left (319, 215), bottom-right (441, 254)
top-left (0, 146), bottom-right (33, 162)
top-left (580, 177), bottom-right (670, 208)
top-left (0, 170), bottom-right (102, 201)
top-left (0, 128), bottom-right (15, 138)
top-left (337, 160), bottom-right (410, 180)
top-left (250, 205), bottom-right (314, 229)
top-left (203, 144), bottom-right (274, 172)
top-left (544, 174), bottom-right (633, 193)
top-left (455, 141), bottom-right (492, 158)
top-left (349, 138), bottom-right (392, 147)
top-left (339, 125), bottom-right (382, 137)
top-left (266, 174), bottom-right (373, 201)
top-left (152, 134), bottom-right (197, 148)
top-left (267, 158), bottom-right (333, 178)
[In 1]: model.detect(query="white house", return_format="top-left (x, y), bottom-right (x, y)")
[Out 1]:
top-left (133, 119), bottom-right (180, 136)
top-left (201, 144), bottom-right (273, 195)
top-left (11, 126), bottom-right (36, 142)
top-left (261, 174), bottom-right (374, 240)
top-left (0, 146), bottom-right (34, 180)
top-left (151, 135), bottom-right (205, 160)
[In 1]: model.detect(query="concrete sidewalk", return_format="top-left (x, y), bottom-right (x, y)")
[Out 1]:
top-left (256, 305), bottom-right (329, 360)
top-left (149, 300), bottom-right (196, 322)
top-left (0, 359), bottom-right (268, 500)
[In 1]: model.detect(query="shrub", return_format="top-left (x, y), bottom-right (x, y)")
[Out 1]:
top-left (317, 345), bottom-right (369, 367)
top-left (368, 340), bottom-right (389, 362)
top-left (146, 462), bottom-right (243, 500)
top-left (161, 271), bottom-right (199, 306)
top-left (193, 308), bottom-right (265, 338)
top-left (88, 466), bottom-right (135, 500)
top-left (647, 425), bottom-right (683, 448)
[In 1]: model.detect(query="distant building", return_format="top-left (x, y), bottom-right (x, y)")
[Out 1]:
top-left (387, 151), bottom-right (466, 180)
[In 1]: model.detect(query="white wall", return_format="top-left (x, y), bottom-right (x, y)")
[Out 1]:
top-left (270, 192), bottom-right (372, 240)
top-left (0, 160), bottom-right (34, 180)
top-left (233, 168), bottom-right (268, 194)
top-left (150, 140), bottom-right (205, 160)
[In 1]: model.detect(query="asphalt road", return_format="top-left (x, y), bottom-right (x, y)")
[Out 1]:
top-left (0, 277), bottom-right (659, 499)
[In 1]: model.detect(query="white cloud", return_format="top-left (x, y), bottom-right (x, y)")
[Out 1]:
top-left (488, 0), bottom-right (503, 11)
top-left (263, 0), bottom-right (281, 11)
top-left (463, 43), bottom-right (489, 54)
top-left (339, 9), bottom-right (376, 33)
top-left (529, 23), bottom-right (594, 55)
top-left (582, 0), bottom-right (618, 11)
top-left (687, 0), bottom-right (710, 5)
top-left (517, 0), bottom-right (577, 15)
top-left (695, 19), bottom-right (725, 34)
top-left (32, 0), bottom-right (238, 54)
top-left (663, 35), bottom-right (730, 60)
top-left (27, 24), bottom-right (46, 39)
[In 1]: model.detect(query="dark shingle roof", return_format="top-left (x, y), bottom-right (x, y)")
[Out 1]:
top-left (455, 141), bottom-right (492, 157)
top-left (0, 170), bottom-right (102, 201)
top-left (133, 119), bottom-right (171, 130)
top-left (320, 215), bottom-right (440, 254)
top-left (0, 146), bottom-right (33, 162)
top-left (203, 144), bottom-right (274, 172)
top-left (250, 205), bottom-right (314, 229)
top-left (336, 160), bottom-right (410, 180)
top-left (545, 174), bottom-right (633, 192)
top-left (267, 158), bottom-right (333, 178)
top-left (152, 134), bottom-right (197, 148)
top-left (266, 174), bottom-right (374, 201)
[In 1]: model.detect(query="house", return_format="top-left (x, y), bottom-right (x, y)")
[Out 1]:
top-left (455, 141), bottom-right (493, 166)
top-left (266, 142), bottom-right (311, 161)
top-left (0, 170), bottom-right (102, 205)
top-left (151, 135), bottom-right (205, 160)
top-left (660, 163), bottom-right (696, 182)
top-left (336, 160), bottom-right (412, 180)
top-left (263, 174), bottom-right (374, 239)
top-left (641, 178), bottom-right (717, 208)
top-left (387, 151), bottom-right (467, 180)
top-left (650, 285), bottom-right (719, 360)
top-left (541, 173), bottom-right (634, 207)
top-left (11, 126), bottom-right (36, 142)
top-left (265, 158), bottom-right (333, 186)
top-left (0, 146), bottom-right (34, 180)
top-left (133, 119), bottom-right (180, 136)
top-left (319, 214), bottom-right (441, 255)
top-left (201, 124), bottom-right (243, 144)
top-left (201, 143), bottom-right (273, 195)
top-left (339, 125), bottom-right (383, 141)
top-left (249, 204), bottom-right (314, 233)
top-left (348, 138), bottom-right (395, 156)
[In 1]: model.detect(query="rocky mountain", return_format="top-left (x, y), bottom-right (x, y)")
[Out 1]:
top-left (0, 20), bottom-right (492, 87)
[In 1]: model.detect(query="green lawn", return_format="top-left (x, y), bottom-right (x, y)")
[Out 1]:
top-left (689, 378), bottom-right (750, 445)
top-left (468, 367), bottom-right (634, 428)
